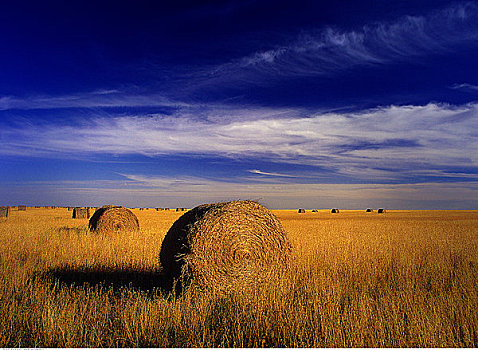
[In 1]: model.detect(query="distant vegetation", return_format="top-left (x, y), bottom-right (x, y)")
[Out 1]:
top-left (0, 207), bottom-right (477, 347)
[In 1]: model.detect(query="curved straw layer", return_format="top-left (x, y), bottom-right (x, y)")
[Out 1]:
top-left (89, 205), bottom-right (139, 233)
top-left (160, 200), bottom-right (292, 292)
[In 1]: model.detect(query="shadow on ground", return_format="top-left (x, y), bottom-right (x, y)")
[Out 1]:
top-left (39, 266), bottom-right (181, 295)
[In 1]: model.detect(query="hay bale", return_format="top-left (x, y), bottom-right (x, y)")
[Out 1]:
top-left (331, 208), bottom-right (340, 213)
top-left (298, 208), bottom-right (305, 213)
top-left (160, 200), bottom-right (292, 293)
top-left (366, 208), bottom-right (373, 212)
top-left (88, 205), bottom-right (139, 233)
top-left (18, 205), bottom-right (27, 211)
top-left (0, 206), bottom-right (9, 218)
top-left (378, 208), bottom-right (386, 213)
top-left (311, 209), bottom-right (318, 213)
top-left (72, 207), bottom-right (89, 219)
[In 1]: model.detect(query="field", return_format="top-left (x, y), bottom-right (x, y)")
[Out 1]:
top-left (1, 207), bottom-right (477, 347)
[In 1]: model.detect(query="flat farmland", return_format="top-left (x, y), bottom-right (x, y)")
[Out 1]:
top-left (1, 208), bottom-right (477, 347)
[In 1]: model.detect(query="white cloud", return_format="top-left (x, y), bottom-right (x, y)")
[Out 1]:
top-left (1, 102), bottom-right (477, 182)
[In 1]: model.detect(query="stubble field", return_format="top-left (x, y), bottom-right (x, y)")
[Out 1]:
top-left (0, 207), bottom-right (477, 347)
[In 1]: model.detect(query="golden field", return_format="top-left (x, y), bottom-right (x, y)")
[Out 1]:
top-left (0, 207), bottom-right (477, 347)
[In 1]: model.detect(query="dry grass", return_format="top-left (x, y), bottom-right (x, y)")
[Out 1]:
top-left (0, 207), bottom-right (477, 347)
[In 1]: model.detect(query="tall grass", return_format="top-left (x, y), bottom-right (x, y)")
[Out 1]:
top-left (0, 208), bottom-right (477, 347)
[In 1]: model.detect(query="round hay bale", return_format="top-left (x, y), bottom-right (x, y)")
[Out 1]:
top-left (331, 208), bottom-right (340, 213)
top-left (72, 207), bottom-right (89, 219)
top-left (366, 208), bottom-right (373, 212)
top-left (0, 206), bottom-right (9, 218)
top-left (159, 200), bottom-right (292, 292)
top-left (378, 208), bottom-right (386, 213)
top-left (298, 208), bottom-right (305, 213)
top-left (89, 205), bottom-right (139, 233)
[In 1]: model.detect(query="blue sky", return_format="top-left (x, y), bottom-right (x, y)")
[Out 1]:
top-left (1, 0), bottom-right (478, 209)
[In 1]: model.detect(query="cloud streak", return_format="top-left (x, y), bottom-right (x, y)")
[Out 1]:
top-left (248, 169), bottom-right (297, 178)
top-left (0, 90), bottom-right (189, 111)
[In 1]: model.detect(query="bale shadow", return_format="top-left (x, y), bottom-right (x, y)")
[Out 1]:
top-left (39, 266), bottom-right (181, 296)
top-left (57, 226), bottom-right (87, 235)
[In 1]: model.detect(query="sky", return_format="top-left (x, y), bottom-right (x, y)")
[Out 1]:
top-left (1, 0), bottom-right (478, 209)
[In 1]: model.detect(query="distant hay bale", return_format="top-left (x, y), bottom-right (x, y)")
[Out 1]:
top-left (331, 208), bottom-right (340, 213)
top-left (311, 209), bottom-right (318, 213)
top-left (366, 208), bottom-right (373, 212)
top-left (88, 205), bottom-right (139, 234)
top-left (298, 208), bottom-right (305, 213)
top-left (72, 207), bottom-right (89, 219)
top-left (0, 206), bottom-right (9, 218)
top-left (160, 200), bottom-right (292, 293)
top-left (18, 205), bottom-right (27, 211)
top-left (378, 208), bottom-right (386, 213)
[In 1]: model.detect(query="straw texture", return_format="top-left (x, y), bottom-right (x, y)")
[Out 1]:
top-left (160, 200), bottom-right (292, 292)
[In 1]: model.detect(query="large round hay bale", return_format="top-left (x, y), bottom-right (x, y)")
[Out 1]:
top-left (159, 200), bottom-right (292, 293)
top-left (88, 205), bottom-right (139, 233)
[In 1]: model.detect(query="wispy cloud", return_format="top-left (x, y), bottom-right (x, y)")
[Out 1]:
top-left (451, 82), bottom-right (478, 92)
top-left (0, 90), bottom-right (188, 111)
top-left (1, 102), bottom-right (477, 182)
top-left (199, 2), bottom-right (478, 84)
